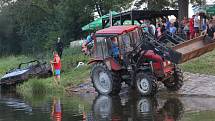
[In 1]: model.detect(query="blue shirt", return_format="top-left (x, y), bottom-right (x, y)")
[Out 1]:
top-left (170, 26), bottom-right (177, 34)
top-left (86, 35), bottom-right (93, 44)
top-left (166, 21), bottom-right (171, 30)
top-left (112, 43), bottom-right (119, 57)
top-left (202, 18), bottom-right (207, 31)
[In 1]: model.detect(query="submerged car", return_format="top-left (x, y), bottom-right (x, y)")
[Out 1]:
top-left (0, 60), bottom-right (52, 86)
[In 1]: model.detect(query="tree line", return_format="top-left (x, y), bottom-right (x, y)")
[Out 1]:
top-left (0, 0), bottom-right (204, 56)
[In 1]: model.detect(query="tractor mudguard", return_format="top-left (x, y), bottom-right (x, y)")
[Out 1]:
top-left (143, 50), bottom-right (163, 62)
top-left (88, 58), bottom-right (103, 65)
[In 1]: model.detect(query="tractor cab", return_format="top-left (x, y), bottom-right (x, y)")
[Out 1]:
top-left (90, 26), bottom-right (142, 69)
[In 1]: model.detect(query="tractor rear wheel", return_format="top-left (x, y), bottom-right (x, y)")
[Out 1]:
top-left (136, 72), bottom-right (157, 96)
top-left (91, 63), bottom-right (121, 95)
top-left (164, 66), bottom-right (183, 91)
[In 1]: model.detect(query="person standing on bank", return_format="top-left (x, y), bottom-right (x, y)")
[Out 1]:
top-left (194, 13), bottom-right (200, 37)
top-left (56, 37), bottom-right (64, 58)
top-left (207, 20), bottom-right (215, 40)
top-left (50, 51), bottom-right (61, 85)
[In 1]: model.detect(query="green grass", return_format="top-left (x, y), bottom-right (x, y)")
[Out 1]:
top-left (0, 55), bottom-right (32, 77)
top-left (181, 111), bottom-right (215, 121)
top-left (181, 49), bottom-right (215, 75)
top-left (17, 65), bottom-right (90, 99)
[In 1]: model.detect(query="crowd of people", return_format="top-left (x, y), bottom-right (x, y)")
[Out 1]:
top-left (142, 13), bottom-right (215, 41)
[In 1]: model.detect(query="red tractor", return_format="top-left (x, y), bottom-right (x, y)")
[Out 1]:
top-left (88, 25), bottom-right (184, 96)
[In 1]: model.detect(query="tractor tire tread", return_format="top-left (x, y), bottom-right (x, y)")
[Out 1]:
top-left (91, 62), bottom-right (121, 95)
top-left (136, 72), bottom-right (157, 96)
top-left (164, 66), bottom-right (184, 91)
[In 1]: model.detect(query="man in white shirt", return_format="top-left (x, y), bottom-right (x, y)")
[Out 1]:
top-left (194, 13), bottom-right (199, 37)
top-left (150, 23), bottom-right (156, 35)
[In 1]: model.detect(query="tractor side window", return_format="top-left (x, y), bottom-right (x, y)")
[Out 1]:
top-left (95, 37), bottom-right (110, 58)
top-left (95, 38), bottom-right (103, 57)
top-left (103, 38), bottom-right (110, 58)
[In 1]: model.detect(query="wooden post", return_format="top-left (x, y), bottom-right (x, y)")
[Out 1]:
top-left (131, 11), bottom-right (134, 25)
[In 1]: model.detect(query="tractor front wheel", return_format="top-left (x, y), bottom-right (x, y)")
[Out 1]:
top-left (163, 66), bottom-right (183, 91)
top-left (136, 72), bottom-right (157, 96)
top-left (91, 63), bottom-right (121, 95)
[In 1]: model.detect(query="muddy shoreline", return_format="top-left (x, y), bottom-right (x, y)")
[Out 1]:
top-left (66, 72), bottom-right (215, 97)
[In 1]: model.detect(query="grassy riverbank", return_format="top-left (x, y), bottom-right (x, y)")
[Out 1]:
top-left (18, 49), bottom-right (90, 97)
top-left (181, 50), bottom-right (215, 75)
top-left (181, 111), bottom-right (215, 121)
top-left (0, 56), bottom-right (32, 77)
top-left (17, 65), bottom-right (90, 96)
top-left (1, 49), bottom-right (215, 97)
top-left (0, 47), bottom-right (90, 97)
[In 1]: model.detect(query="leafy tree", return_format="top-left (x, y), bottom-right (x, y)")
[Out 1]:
top-left (0, 0), bottom-right (141, 56)
top-left (177, 0), bottom-right (189, 21)
top-left (133, 0), bottom-right (206, 21)
top-left (0, 0), bottom-right (60, 54)
top-left (178, 0), bottom-right (206, 21)
top-left (134, 0), bottom-right (171, 10)
top-left (92, 0), bottom-right (133, 16)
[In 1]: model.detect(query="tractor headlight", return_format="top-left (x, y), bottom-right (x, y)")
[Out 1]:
top-left (167, 61), bottom-right (171, 65)
top-left (163, 62), bottom-right (167, 67)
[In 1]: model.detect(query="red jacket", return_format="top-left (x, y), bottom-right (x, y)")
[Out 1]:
top-left (189, 18), bottom-right (194, 32)
top-left (54, 55), bottom-right (61, 70)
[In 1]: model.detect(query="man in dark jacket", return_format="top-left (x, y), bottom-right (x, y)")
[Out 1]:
top-left (203, 19), bottom-right (215, 43)
top-left (56, 37), bottom-right (64, 58)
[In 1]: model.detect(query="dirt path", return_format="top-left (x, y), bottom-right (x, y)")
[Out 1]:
top-left (66, 72), bottom-right (215, 97)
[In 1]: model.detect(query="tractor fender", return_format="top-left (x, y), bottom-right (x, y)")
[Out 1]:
top-left (142, 50), bottom-right (163, 62)
top-left (88, 58), bottom-right (103, 65)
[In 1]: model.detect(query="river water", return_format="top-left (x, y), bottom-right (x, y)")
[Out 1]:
top-left (1, 88), bottom-right (215, 121)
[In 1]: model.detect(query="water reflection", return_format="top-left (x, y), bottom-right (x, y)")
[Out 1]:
top-left (92, 95), bottom-right (113, 121)
top-left (51, 97), bottom-right (62, 121)
top-left (0, 86), bottom-right (185, 121)
top-left (91, 94), bottom-right (184, 121)
top-left (0, 87), bottom-right (32, 113)
top-left (156, 98), bottom-right (184, 121)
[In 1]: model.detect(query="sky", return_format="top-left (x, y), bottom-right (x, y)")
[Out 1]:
top-left (206, 0), bottom-right (215, 5)
top-left (189, 0), bottom-right (215, 17)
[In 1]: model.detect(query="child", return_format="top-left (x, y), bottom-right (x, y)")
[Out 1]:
top-left (50, 51), bottom-right (61, 85)
top-left (51, 97), bottom-right (62, 121)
